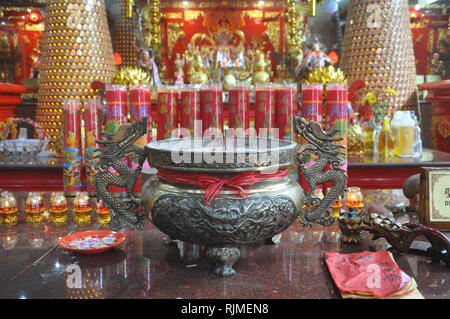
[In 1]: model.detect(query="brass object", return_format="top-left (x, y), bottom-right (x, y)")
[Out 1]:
top-left (125, 0), bottom-right (134, 18)
top-left (338, 208), bottom-right (363, 244)
top-left (73, 192), bottom-right (92, 225)
top-left (308, 0), bottom-right (317, 17)
top-left (293, 115), bottom-right (347, 226)
top-left (332, 197), bottom-right (342, 219)
top-left (93, 117), bottom-right (148, 230)
top-left (362, 213), bottom-right (450, 267)
top-left (49, 192), bottom-right (68, 225)
top-left (93, 115), bottom-right (347, 276)
top-left (150, 0), bottom-right (161, 48)
top-left (252, 50), bottom-right (270, 84)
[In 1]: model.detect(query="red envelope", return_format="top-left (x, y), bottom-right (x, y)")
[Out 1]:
top-left (324, 250), bottom-right (411, 298)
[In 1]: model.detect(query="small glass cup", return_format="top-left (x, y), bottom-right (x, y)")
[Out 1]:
top-left (73, 192), bottom-right (92, 225)
top-left (347, 187), bottom-right (364, 211)
top-left (49, 192), bottom-right (68, 225)
top-left (25, 192), bottom-right (45, 224)
top-left (0, 191), bottom-right (18, 226)
top-left (96, 200), bottom-right (111, 225)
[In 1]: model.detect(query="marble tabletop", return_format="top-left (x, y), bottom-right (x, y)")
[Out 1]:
top-left (0, 189), bottom-right (448, 299)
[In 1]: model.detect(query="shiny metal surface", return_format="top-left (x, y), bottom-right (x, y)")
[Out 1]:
top-left (145, 137), bottom-right (297, 173)
top-left (0, 190), bottom-right (448, 299)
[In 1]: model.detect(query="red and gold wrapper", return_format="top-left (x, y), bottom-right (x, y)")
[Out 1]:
top-left (129, 84), bottom-right (152, 143)
top-left (157, 86), bottom-right (178, 140)
top-left (105, 86), bottom-right (129, 194)
top-left (228, 84), bottom-right (250, 135)
top-left (83, 98), bottom-right (101, 195)
top-left (63, 99), bottom-right (83, 196)
top-left (180, 85), bottom-right (201, 137)
top-left (301, 83), bottom-right (323, 124)
top-left (276, 84), bottom-right (298, 141)
top-left (105, 84), bottom-right (128, 133)
top-left (324, 83), bottom-right (349, 187)
top-left (200, 84), bottom-right (223, 137)
top-left (255, 83), bottom-right (277, 137)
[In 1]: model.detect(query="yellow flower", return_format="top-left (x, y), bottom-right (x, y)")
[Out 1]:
top-left (384, 89), bottom-right (398, 96)
top-left (361, 92), bottom-right (377, 105)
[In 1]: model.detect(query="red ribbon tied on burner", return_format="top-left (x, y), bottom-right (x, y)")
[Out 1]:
top-left (156, 168), bottom-right (288, 205)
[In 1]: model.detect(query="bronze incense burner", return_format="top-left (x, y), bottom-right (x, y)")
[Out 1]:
top-left (94, 115), bottom-right (347, 276)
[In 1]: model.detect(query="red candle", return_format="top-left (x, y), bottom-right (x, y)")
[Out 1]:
top-left (255, 83), bottom-right (277, 137)
top-left (83, 98), bottom-right (101, 195)
top-left (325, 83), bottom-right (349, 187)
top-left (301, 83), bottom-right (323, 124)
top-left (276, 84), bottom-right (298, 141)
top-left (228, 84), bottom-right (250, 135)
top-left (129, 84), bottom-right (152, 143)
top-left (180, 85), bottom-right (201, 137)
top-left (105, 84), bottom-right (128, 132)
top-left (200, 83), bottom-right (223, 137)
top-left (157, 86), bottom-right (178, 140)
top-left (63, 99), bottom-right (83, 196)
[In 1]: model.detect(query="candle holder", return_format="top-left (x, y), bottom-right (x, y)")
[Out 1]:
top-left (25, 192), bottom-right (45, 224)
top-left (96, 200), bottom-right (111, 226)
top-left (346, 186), bottom-right (364, 211)
top-left (49, 192), bottom-right (68, 225)
top-left (73, 192), bottom-right (92, 225)
top-left (332, 196), bottom-right (343, 219)
top-left (338, 207), bottom-right (363, 244)
top-left (0, 191), bottom-right (18, 226)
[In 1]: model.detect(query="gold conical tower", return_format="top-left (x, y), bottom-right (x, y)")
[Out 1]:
top-left (36, 0), bottom-right (116, 151)
top-left (340, 0), bottom-right (419, 117)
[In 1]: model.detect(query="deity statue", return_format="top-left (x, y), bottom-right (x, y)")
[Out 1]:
top-left (191, 46), bottom-right (208, 84)
top-left (174, 53), bottom-right (185, 84)
top-left (252, 49), bottom-right (270, 84)
top-left (296, 40), bottom-right (333, 80)
top-left (183, 43), bottom-right (196, 83)
top-left (138, 49), bottom-right (161, 86)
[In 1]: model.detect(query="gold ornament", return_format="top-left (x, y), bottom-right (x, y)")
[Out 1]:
top-left (113, 67), bottom-right (151, 88)
top-left (306, 65), bottom-right (347, 85)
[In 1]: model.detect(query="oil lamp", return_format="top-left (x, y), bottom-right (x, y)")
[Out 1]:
top-left (25, 192), bottom-right (45, 224)
top-left (73, 192), bottom-right (92, 225)
top-left (96, 200), bottom-right (111, 225)
top-left (49, 192), bottom-right (68, 225)
top-left (346, 187), bottom-right (364, 211)
top-left (332, 196), bottom-right (343, 218)
top-left (0, 191), bottom-right (18, 226)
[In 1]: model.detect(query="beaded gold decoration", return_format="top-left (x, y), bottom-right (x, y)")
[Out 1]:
top-left (340, 0), bottom-right (419, 116)
top-left (36, 0), bottom-right (116, 152)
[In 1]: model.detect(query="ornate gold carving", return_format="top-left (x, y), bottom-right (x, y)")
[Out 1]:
top-left (245, 10), bottom-right (262, 19)
top-left (184, 10), bottom-right (203, 21)
top-left (264, 21), bottom-right (280, 51)
top-left (167, 22), bottom-right (183, 56)
top-left (165, 12), bottom-right (182, 19)
top-left (264, 11), bottom-right (280, 19)
top-left (199, 2), bottom-right (218, 8)
top-left (24, 22), bottom-right (45, 32)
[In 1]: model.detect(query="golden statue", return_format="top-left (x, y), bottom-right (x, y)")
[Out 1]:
top-left (183, 43), bottom-right (196, 83)
top-left (252, 49), bottom-right (270, 84)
